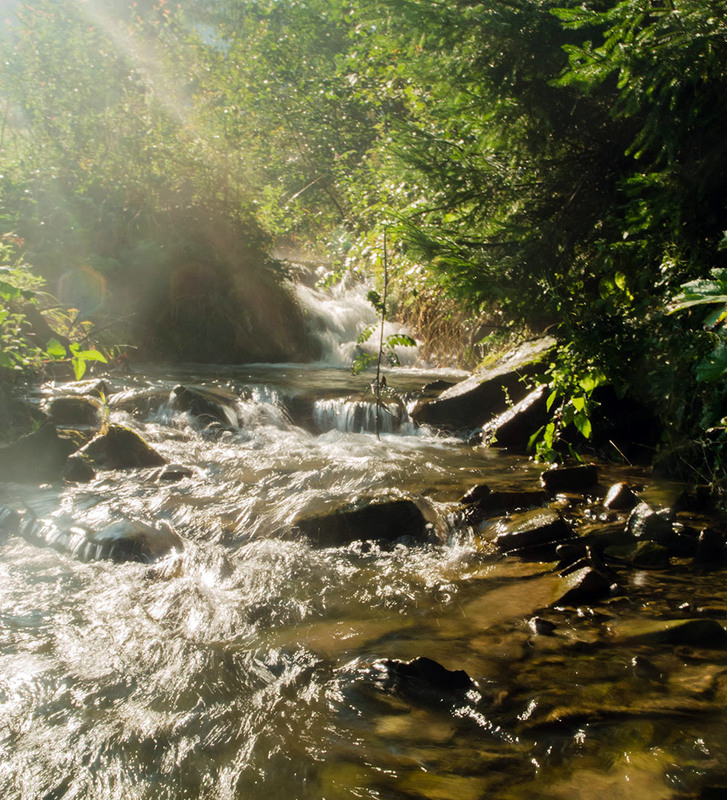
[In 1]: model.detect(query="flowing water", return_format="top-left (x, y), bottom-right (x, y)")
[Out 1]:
top-left (2, 284), bottom-right (727, 799)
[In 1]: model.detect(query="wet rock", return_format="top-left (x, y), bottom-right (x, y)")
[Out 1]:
top-left (477, 384), bottom-right (550, 451)
top-left (461, 483), bottom-right (492, 505)
top-left (528, 617), bottom-right (557, 636)
top-left (62, 455), bottom-right (96, 483)
top-left (145, 463), bottom-right (194, 483)
top-left (420, 379), bottom-right (457, 395)
top-left (487, 508), bottom-right (575, 560)
top-left (629, 540), bottom-right (671, 569)
top-left (603, 481), bottom-right (639, 511)
top-left (627, 501), bottom-right (674, 539)
top-left (554, 565), bottom-right (614, 607)
top-left (695, 528), bottom-right (725, 565)
top-left (294, 498), bottom-right (429, 548)
top-left (411, 336), bottom-right (555, 432)
top-left (625, 502), bottom-right (696, 556)
top-left (462, 486), bottom-right (549, 523)
top-left (172, 384), bottom-right (240, 428)
top-left (45, 395), bottom-right (105, 428)
top-left (374, 656), bottom-right (474, 700)
top-left (0, 423), bottom-right (75, 483)
top-left (541, 463), bottom-right (599, 495)
top-left (77, 424), bottom-right (166, 470)
top-left (19, 512), bottom-right (183, 563)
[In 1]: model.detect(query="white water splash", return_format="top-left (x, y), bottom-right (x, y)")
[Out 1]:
top-left (295, 277), bottom-right (419, 367)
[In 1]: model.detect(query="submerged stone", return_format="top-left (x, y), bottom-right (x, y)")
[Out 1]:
top-left (19, 512), bottom-right (183, 563)
top-left (528, 616), bottom-right (557, 636)
top-left (541, 463), bottom-right (599, 495)
top-left (294, 498), bottom-right (428, 548)
top-left (614, 618), bottom-right (727, 649)
top-left (487, 508), bottom-right (575, 560)
top-left (78, 424), bottom-right (166, 470)
top-left (374, 656), bottom-right (474, 699)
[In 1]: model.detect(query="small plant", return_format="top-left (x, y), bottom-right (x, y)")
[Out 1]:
top-left (529, 344), bottom-right (607, 462)
top-left (351, 229), bottom-right (416, 439)
top-left (0, 235), bottom-right (108, 380)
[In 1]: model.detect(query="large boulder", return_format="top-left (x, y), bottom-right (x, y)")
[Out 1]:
top-left (294, 497), bottom-right (429, 548)
top-left (476, 384), bottom-right (549, 451)
top-left (411, 337), bottom-right (555, 432)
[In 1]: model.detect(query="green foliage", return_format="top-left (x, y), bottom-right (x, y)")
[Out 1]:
top-left (529, 345), bottom-right (607, 462)
top-left (0, 234), bottom-right (107, 379)
top-left (670, 267), bottom-right (727, 384)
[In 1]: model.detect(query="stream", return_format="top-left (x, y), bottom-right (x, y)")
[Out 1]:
top-left (2, 282), bottom-right (727, 799)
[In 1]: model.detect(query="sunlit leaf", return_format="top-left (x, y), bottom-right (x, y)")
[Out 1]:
top-left (45, 339), bottom-right (67, 360)
top-left (573, 411), bottom-right (592, 439)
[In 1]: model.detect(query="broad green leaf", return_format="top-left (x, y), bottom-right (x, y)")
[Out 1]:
top-left (571, 395), bottom-right (586, 412)
top-left (546, 389), bottom-right (558, 411)
top-left (76, 349), bottom-right (107, 363)
top-left (72, 358), bottom-right (87, 381)
top-left (45, 339), bottom-right (67, 360)
top-left (695, 342), bottom-right (727, 383)
top-left (573, 411), bottom-right (592, 438)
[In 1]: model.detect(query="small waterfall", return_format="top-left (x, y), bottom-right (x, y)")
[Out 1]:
top-left (295, 275), bottom-right (419, 367)
top-left (313, 397), bottom-right (418, 435)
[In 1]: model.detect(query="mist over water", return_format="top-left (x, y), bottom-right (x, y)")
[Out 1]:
top-left (1, 286), bottom-right (727, 800)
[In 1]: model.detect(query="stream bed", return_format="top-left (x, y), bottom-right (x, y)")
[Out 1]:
top-left (2, 360), bottom-right (727, 800)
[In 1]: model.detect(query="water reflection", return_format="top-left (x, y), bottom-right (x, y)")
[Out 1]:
top-left (1, 364), bottom-right (726, 798)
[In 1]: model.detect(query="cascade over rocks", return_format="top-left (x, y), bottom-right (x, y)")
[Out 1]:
top-left (172, 384), bottom-right (241, 428)
top-left (411, 336), bottom-right (555, 432)
top-left (293, 497), bottom-right (430, 548)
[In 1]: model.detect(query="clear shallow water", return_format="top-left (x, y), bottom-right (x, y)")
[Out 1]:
top-left (2, 364), bottom-right (727, 800)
